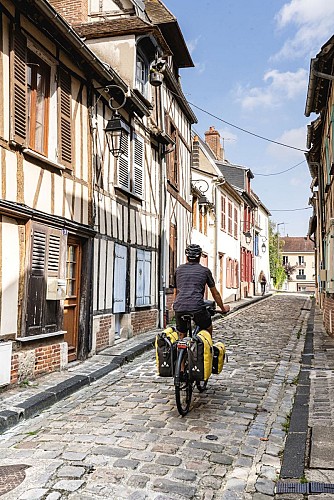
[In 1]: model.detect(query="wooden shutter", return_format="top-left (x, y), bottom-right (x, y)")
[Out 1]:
top-left (113, 243), bottom-right (127, 313)
top-left (133, 135), bottom-right (144, 197)
top-left (226, 258), bottom-right (231, 288)
top-left (136, 249), bottom-right (151, 306)
top-left (234, 207), bottom-right (238, 238)
top-left (58, 68), bottom-right (72, 168)
top-left (118, 133), bottom-right (130, 190)
top-left (143, 251), bottom-right (151, 305)
top-left (12, 29), bottom-right (27, 145)
top-left (221, 195), bottom-right (226, 231)
top-left (234, 260), bottom-right (239, 288)
top-left (26, 226), bottom-right (62, 336)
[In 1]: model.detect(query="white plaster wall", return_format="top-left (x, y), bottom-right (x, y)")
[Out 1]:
top-left (86, 37), bottom-right (135, 88)
top-left (1, 217), bottom-right (19, 336)
top-left (35, 169), bottom-right (52, 214)
top-left (5, 150), bottom-right (17, 202)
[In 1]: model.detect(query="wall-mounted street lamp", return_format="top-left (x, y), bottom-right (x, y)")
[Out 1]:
top-left (260, 235), bottom-right (267, 253)
top-left (104, 85), bottom-right (130, 158)
top-left (105, 111), bottom-right (130, 158)
top-left (244, 231), bottom-right (252, 245)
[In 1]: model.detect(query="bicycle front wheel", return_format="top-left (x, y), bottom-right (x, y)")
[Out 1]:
top-left (174, 349), bottom-right (192, 416)
top-left (196, 380), bottom-right (208, 393)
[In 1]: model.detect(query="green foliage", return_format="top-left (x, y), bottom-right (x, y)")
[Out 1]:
top-left (268, 220), bottom-right (286, 289)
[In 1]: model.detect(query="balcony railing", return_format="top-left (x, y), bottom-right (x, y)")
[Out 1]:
top-left (296, 275), bottom-right (306, 280)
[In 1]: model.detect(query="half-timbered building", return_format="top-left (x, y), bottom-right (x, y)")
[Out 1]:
top-left (0, 0), bottom-right (195, 386)
top-left (53, 0), bottom-right (197, 332)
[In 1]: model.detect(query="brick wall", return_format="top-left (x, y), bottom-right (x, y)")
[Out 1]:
top-left (131, 309), bottom-right (158, 335)
top-left (204, 126), bottom-right (222, 160)
top-left (96, 315), bottom-right (112, 352)
top-left (9, 343), bottom-right (62, 386)
top-left (323, 294), bottom-right (334, 336)
top-left (49, 0), bottom-right (88, 25)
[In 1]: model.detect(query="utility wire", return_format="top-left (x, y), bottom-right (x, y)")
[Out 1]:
top-left (188, 101), bottom-right (308, 152)
top-left (270, 207), bottom-right (312, 212)
top-left (168, 87), bottom-right (308, 152)
top-left (254, 159), bottom-right (306, 176)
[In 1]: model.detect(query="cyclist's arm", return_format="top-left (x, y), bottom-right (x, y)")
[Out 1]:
top-left (210, 286), bottom-right (230, 314)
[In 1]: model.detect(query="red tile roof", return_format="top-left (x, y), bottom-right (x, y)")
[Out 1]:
top-left (281, 237), bottom-right (314, 253)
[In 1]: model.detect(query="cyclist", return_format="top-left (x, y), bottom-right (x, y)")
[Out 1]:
top-left (173, 244), bottom-right (230, 339)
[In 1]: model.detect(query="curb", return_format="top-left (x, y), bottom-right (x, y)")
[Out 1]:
top-left (0, 337), bottom-right (155, 434)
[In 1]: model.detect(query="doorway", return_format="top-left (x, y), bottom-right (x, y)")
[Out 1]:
top-left (64, 236), bottom-right (82, 362)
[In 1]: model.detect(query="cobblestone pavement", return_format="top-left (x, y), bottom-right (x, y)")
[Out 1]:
top-left (0, 294), bottom-right (311, 499)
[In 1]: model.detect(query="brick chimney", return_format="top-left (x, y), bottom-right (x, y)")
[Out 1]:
top-left (49, 0), bottom-right (88, 25)
top-left (204, 126), bottom-right (222, 160)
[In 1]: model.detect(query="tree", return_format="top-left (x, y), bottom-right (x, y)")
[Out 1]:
top-left (268, 219), bottom-right (285, 289)
top-left (284, 263), bottom-right (297, 280)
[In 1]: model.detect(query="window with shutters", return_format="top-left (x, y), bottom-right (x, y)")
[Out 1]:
top-left (136, 249), bottom-right (152, 306)
top-left (228, 201), bottom-right (233, 235)
top-left (234, 207), bottom-right (238, 239)
top-left (116, 132), bottom-right (144, 198)
top-left (11, 30), bottom-right (72, 168)
top-left (27, 50), bottom-right (50, 155)
top-left (221, 195), bottom-right (226, 231)
top-left (24, 224), bottom-right (65, 337)
top-left (135, 52), bottom-right (149, 98)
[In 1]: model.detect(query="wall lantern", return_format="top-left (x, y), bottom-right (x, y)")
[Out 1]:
top-left (102, 85), bottom-right (129, 158)
top-left (244, 231), bottom-right (252, 245)
top-left (261, 242), bottom-right (266, 253)
top-left (105, 111), bottom-right (130, 158)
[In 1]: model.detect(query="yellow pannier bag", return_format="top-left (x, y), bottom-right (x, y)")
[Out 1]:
top-left (212, 341), bottom-right (226, 374)
top-left (155, 327), bottom-right (178, 377)
top-left (188, 330), bottom-right (213, 381)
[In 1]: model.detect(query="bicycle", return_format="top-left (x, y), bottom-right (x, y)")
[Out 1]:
top-left (174, 300), bottom-right (223, 416)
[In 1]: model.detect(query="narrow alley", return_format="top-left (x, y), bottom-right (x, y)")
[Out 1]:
top-left (0, 294), bottom-right (321, 499)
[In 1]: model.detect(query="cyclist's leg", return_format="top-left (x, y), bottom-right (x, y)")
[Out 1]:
top-left (174, 311), bottom-right (188, 339)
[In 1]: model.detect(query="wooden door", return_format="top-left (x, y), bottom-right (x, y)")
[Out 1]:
top-left (113, 243), bottom-right (127, 313)
top-left (64, 236), bottom-right (82, 362)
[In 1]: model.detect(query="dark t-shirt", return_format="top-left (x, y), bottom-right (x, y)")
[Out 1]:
top-left (173, 262), bottom-right (215, 312)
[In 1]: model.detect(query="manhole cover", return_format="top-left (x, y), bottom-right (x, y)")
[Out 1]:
top-left (0, 464), bottom-right (30, 496)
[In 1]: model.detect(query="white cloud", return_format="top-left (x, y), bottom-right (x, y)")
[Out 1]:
top-left (187, 37), bottom-right (201, 56)
top-left (267, 126), bottom-right (307, 161)
top-left (236, 69), bottom-right (308, 111)
top-left (273, 0), bottom-right (334, 60)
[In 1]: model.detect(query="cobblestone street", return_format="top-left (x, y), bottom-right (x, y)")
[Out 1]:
top-left (0, 294), bottom-right (311, 499)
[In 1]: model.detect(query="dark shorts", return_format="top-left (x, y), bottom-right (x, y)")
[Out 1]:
top-left (174, 308), bottom-right (212, 334)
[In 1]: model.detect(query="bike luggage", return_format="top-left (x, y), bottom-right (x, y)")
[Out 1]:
top-left (188, 330), bottom-right (213, 381)
top-left (155, 327), bottom-right (178, 377)
top-left (212, 341), bottom-right (226, 374)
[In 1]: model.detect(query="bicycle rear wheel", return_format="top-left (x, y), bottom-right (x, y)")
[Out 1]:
top-left (174, 349), bottom-right (192, 416)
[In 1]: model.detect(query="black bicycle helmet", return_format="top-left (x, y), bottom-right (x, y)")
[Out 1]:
top-left (185, 244), bottom-right (202, 260)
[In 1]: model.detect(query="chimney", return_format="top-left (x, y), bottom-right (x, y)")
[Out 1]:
top-left (49, 0), bottom-right (88, 25)
top-left (204, 126), bottom-right (222, 160)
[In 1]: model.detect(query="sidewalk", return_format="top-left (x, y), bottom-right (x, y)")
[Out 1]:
top-left (0, 293), bottom-right (271, 434)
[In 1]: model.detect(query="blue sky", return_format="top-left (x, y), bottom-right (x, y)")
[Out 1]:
top-left (165, 0), bottom-right (334, 236)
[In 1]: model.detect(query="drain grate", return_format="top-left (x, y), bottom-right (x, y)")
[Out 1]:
top-left (276, 482), bottom-right (308, 494)
top-left (311, 482), bottom-right (334, 493)
top-left (276, 482), bottom-right (334, 494)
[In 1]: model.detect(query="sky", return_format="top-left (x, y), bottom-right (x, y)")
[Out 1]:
top-left (165, 0), bottom-right (334, 237)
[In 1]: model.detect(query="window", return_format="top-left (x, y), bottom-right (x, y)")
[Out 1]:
top-left (234, 207), bottom-right (238, 239)
top-left (298, 269), bottom-right (305, 276)
top-left (221, 195), bottom-right (226, 231)
top-left (192, 196), bottom-right (198, 229)
top-left (166, 119), bottom-right (178, 188)
top-left (25, 223), bottom-right (65, 337)
top-left (228, 201), bottom-right (232, 235)
top-left (254, 233), bottom-right (259, 256)
top-left (136, 250), bottom-right (151, 306)
top-left (27, 50), bottom-right (50, 155)
top-left (116, 132), bottom-right (144, 197)
top-left (283, 256), bottom-right (288, 265)
top-left (298, 256), bottom-right (305, 265)
top-left (136, 52), bottom-right (149, 97)
top-left (199, 206), bottom-right (208, 235)
top-left (11, 30), bottom-right (72, 167)
top-left (169, 223), bottom-right (177, 287)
